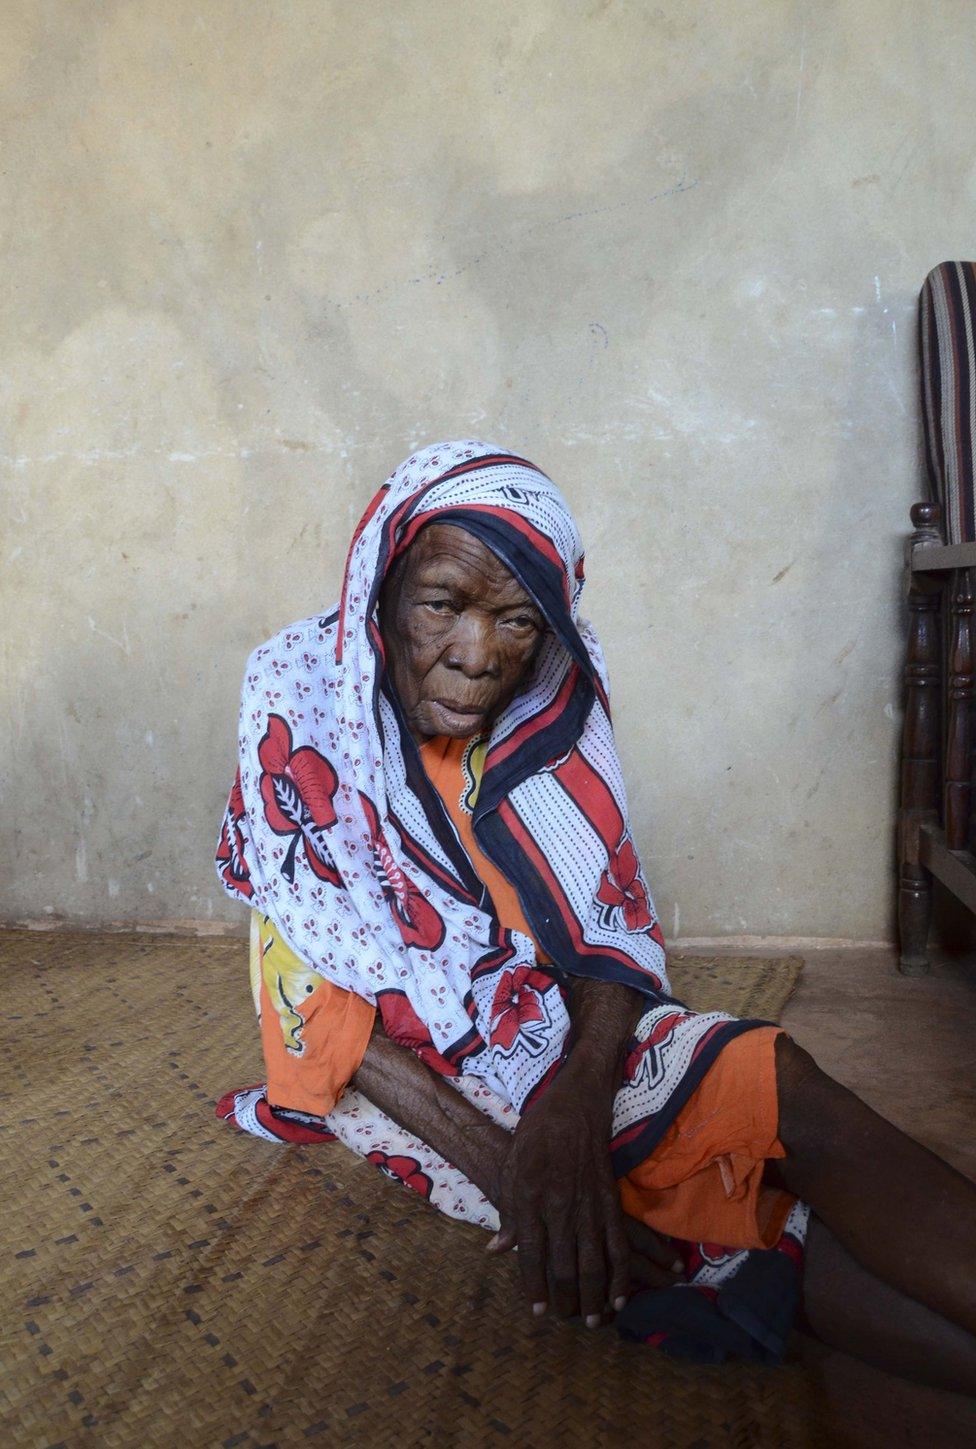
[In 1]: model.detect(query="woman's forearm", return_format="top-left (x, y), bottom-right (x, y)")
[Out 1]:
top-left (351, 1026), bottom-right (510, 1203)
top-left (350, 976), bottom-right (642, 1204)
top-left (564, 976), bottom-right (644, 1101)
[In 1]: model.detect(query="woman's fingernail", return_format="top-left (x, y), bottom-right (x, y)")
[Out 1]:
top-left (532, 1301), bottom-right (547, 1316)
top-left (671, 1258), bottom-right (684, 1274)
top-left (585, 1313), bottom-right (600, 1329)
top-left (486, 1233), bottom-right (499, 1251)
top-left (613, 1295), bottom-right (627, 1312)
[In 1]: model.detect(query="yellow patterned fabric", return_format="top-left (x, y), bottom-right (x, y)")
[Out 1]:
top-left (249, 910), bottom-right (375, 1120)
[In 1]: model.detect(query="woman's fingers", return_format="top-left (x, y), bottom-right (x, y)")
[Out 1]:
top-left (485, 1222), bottom-right (517, 1254)
top-left (514, 1218), bottom-right (550, 1315)
top-left (548, 1218), bottom-right (582, 1318)
top-left (577, 1227), bottom-right (609, 1327)
top-left (497, 1169), bottom-right (686, 1324)
top-left (623, 1214), bottom-right (684, 1290)
top-left (605, 1211), bottom-right (632, 1312)
top-left (623, 1214), bottom-right (684, 1275)
top-left (628, 1250), bottom-right (683, 1290)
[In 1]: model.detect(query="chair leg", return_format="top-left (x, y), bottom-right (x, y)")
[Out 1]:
top-left (898, 865), bottom-right (933, 974)
top-left (945, 568), bottom-right (975, 848)
top-left (897, 504), bottom-right (943, 974)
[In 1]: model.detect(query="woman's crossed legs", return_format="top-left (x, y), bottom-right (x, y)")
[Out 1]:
top-left (770, 1035), bottom-right (976, 1395)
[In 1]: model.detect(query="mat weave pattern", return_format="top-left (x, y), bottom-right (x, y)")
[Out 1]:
top-left (1, 931), bottom-right (819, 1447)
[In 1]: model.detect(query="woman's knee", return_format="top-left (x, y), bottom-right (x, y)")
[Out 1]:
top-left (774, 1033), bottom-right (845, 1157)
top-left (774, 1032), bottom-right (825, 1105)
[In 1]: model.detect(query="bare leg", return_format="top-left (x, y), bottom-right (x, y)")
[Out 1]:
top-left (801, 1213), bottom-right (976, 1395)
top-left (771, 1035), bottom-right (976, 1339)
top-left (355, 1017), bottom-right (976, 1381)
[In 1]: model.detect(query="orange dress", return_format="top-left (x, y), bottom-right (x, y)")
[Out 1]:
top-left (252, 733), bottom-right (795, 1251)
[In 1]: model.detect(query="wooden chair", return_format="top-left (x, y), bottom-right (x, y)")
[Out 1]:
top-left (898, 261), bottom-right (976, 971)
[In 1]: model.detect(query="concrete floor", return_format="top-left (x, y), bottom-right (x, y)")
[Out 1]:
top-left (739, 943), bottom-right (976, 1446)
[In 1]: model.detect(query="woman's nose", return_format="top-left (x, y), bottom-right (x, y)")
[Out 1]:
top-left (446, 616), bottom-right (499, 677)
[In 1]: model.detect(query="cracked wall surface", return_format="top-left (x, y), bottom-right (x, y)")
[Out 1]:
top-left (3, 0), bottom-right (973, 940)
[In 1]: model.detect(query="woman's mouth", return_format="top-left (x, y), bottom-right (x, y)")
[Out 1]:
top-left (431, 699), bottom-right (488, 729)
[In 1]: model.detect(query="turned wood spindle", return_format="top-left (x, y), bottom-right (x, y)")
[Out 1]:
top-left (897, 500), bottom-right (943, 973)
top-left (945, 567), bottom-right (975, 849)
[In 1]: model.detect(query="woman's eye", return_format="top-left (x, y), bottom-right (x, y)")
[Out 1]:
top-left (506, 615), bottom-right (538, 631)
top-left (424, 600), bottom-right (453, 614)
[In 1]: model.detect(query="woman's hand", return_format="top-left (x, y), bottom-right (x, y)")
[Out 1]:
top-left (486, 1059), bottom-right (683, 1326)
top-left (492, 1064), bottom-right (628, 1325)
top-left (485, 975), bottom-right (683, 1326)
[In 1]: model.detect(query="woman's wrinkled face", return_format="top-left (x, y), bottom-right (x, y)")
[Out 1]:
top-left (380, 523), bottom-right (546, 740)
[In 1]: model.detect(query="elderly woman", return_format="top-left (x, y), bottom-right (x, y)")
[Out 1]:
top-left (217, 442), bottom-right (976, 1388)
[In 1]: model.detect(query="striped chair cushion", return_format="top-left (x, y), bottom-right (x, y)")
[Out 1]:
top-left (920, 261), bottom-right (976, 543)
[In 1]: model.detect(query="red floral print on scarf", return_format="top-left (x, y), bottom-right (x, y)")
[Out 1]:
top-left (216, 768), bottom-right (254, 899)
top-left (489, 964), bottom-right (549, 1051)
top-left (366, 1150), bottom-right (433, 1200)
top-left (257, 714), bottom-right (341, 885)
top-left (360, 794), bottom-right (445, 951)
top-left (596, 834), bottom-right (652, 932)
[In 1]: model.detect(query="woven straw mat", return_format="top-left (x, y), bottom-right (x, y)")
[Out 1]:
top-left (1, 930), bottom-right (821, 1448)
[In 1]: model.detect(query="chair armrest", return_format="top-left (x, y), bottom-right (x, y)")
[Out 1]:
top-left (911, 541), bottom-right (976, 572)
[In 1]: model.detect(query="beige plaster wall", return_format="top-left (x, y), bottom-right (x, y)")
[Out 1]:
top-left (3, 0), bottom-right (972, 941)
